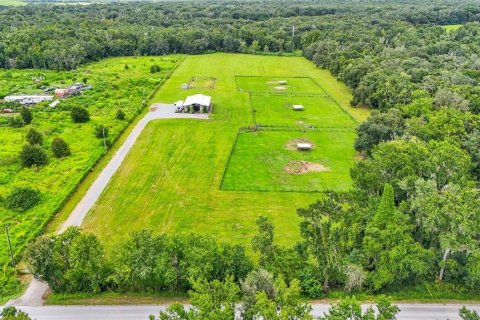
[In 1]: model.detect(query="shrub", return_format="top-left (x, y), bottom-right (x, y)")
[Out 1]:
top-left (25, 128), bottom-right (43, 145)
top-left (20, 107), bottom-right (33, 124)
top-left (0, 306), bottom-right (32, 320)
top-left (70, 106), bottom-right (90, 123)
top-left (116, 109), bottom-right (126, 120)
top-left (4, 187), bottom-right (41, 212)
top-left (51, 137), bottom-right (71, 158)
top-left (20, 144), bottom-right (48, 167)
top-left (8, 116), bottom-right (24, 128)
top-left (95, 124), bottom-right (109, 138)
top-left (150, 64), bottom-right (161, 73)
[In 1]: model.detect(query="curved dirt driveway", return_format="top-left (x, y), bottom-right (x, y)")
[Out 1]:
top-left (7, 104), bottom-right (209, 307)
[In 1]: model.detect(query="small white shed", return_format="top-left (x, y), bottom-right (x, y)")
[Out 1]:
top-left (49, 100), bottom-right (60, 108)
top-left (293, 105), bottom-right (304, 111)
top-left (297, 143), bottom-right (312, 150)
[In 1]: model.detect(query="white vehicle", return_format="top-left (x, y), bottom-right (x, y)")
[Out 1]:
top-left (174, 100), bottom-right (184, 112)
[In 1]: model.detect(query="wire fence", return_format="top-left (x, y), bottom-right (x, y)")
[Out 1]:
top-left (220, 186), bottom-right (325, 193)
top-left (239, 125), bottom-right (355, 133)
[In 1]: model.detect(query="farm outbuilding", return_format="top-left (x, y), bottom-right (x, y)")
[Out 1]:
top-left (297, 143), bottom-right (312, 150)
top-left (55, 89), bottom-right (69, 98)
top-left (292, 105), bottom-right (304, 111)
top-left (4, 95), bottom-right (53, 105)
top-left (184, 94), bottom-right (212, 113)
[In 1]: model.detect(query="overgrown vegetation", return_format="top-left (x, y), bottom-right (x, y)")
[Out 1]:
top-left (0, 56), bottom-right (177, 301)
top-left (4, 187), bottom-right (40, 212)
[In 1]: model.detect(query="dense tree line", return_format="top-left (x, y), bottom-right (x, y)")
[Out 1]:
top-left (26, 180), bottom-right (480, 297)
top-left (298, 0), bottom-right (480, 297)
top-left (26, 227), bottom-right (253, 294)
top-left (1, 0), bottom-right (480, 69)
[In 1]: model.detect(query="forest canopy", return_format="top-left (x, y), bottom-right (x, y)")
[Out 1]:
top-left (3, 0), bottom-right (480, 302)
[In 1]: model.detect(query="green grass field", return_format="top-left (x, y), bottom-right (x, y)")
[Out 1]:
top-left (0, 56), bottom-right (178, 301)
top-left (76, 53), bottom-right (369, 253)
top-left (0, 0), bottom-right (26, 6)
top-left (442, 24), bottom-right (463, 32)
top-left (221, 130), bottom-right (356, 192)
top-left (236, 76), bottom-right (324, 94)
top-left (251, 95), bottom-right (356, 128)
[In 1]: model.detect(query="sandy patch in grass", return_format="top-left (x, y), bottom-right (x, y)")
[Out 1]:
top-left (275, 86), bottom-right (287, 90)
top-left (285, 160), bottom-right (330, 174)
top-left (285, 138), bottom-right (315, 150)
top-left (355, 152), bottom-right (365, 161)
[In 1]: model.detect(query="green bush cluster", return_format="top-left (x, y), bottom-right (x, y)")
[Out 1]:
top-left (27, 228), bottom-right (253, 293)
top-left (51, 137), bottom-right (71, 158)
top-left (4, 187), bottom-right (41, 212)
top-left (70, 106), bottom-right (90, 123)
top-left (19, 144), bottom-right (48, 167)
top-left (150, 64), bottom-right (161, 73)
top-left (25, 128), bottom-right (43, 145)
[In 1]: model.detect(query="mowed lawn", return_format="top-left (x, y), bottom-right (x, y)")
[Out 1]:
top-left (221, 130), bottom-right (357, 192)
top-left (81, 53), bottom-right (369, 249)
top-left (236, 76), bottom-right (324, 94)
top-left (251, 95), bottom-right (356, 128)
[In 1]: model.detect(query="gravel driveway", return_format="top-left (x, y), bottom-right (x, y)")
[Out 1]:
top-left (7, 104), bottom-right (209, 307)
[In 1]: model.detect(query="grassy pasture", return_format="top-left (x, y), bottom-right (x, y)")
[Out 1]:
top-left (78, 53), bottom-right (368, 255)
top-left (251, 94), bottom-right (356, 128)
top-left (442, 24), bottom-right (463, 32)
top-left (221, 130), bottom-right (356, 192)
top-left (0, 56), bottom-right (178, 301)
top-left (236, 76), bottom-right (324, 94)
top-left (0, 0), bottom-right (26, 6)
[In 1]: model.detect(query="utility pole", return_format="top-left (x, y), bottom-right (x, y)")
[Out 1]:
top-left (292, 25), bottom-right (295, 38)
top-left (102, 127), bottom-right (107, 152)
top-left (5, 225), bottom-right (15, 269)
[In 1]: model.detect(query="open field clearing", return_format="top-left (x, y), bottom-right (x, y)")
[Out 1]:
top-left (251, 94), bottom-right (356, 128)
top-left (442, 24), bottom-right (463, 31)
top-left (0, 56), bottom-right (178, 300)
top-left (221, 130), bottom-right (356, 192)
top-left (236, 76), bottom-right (324, 94)
top-left (0, 0), bottom-right (26, 6)
top-left (79, 53), bottom-right (369, 252)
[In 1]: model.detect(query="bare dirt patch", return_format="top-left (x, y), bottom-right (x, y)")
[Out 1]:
top-left (285, 160), bottom-right (330, 174)
top-left (285, 138), bottom-right (315, 150)
top-left (355, 152), bottom-right (365, 161)
top-left (188, 76), bottom-right (217, 89)
top-left (274, 86), bottom-right (287, 90)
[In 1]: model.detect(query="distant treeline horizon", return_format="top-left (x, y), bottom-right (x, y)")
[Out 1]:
top-left (0, 0), bottom-right (479, 70)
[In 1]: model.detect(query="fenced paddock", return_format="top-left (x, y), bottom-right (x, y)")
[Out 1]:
top-left (220, 129), bottom-right (356, 192)
top-left (235, 75), bottom-right (326, 95)
top-left (187, 76), bottom-right (217, 89)
top-left (250, 94), bottom-right (356, 129)
top-left (218, 73), bottom-right (358, 193)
